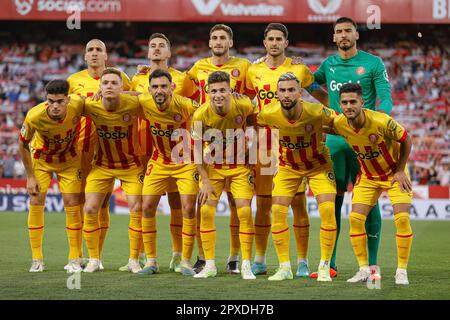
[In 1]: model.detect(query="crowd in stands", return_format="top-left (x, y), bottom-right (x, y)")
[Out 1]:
top-left (0, 31), bottom-right (448, 185)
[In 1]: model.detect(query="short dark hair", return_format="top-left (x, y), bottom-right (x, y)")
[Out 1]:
top-left (207, 71), bottom-right (230, 86)
top-left (209, 24), bottom-right (233, 39)
top-left (45, 80), bottom-right (69, 95)
top-left (101, 67), bottom-right (122, 80)
top-left (149, 68), bottom-right (172, 84)
top-left (264, 23), bottom-right (288, 39)
top-left (149, 33), bottom-right (171, 48)
top-left (339, 83), bottom-right (363, 97)
top-left (334, 17), bottom-right (357, 30)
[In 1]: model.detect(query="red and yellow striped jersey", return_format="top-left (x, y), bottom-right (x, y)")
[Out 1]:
top-left (83, 94), bottom-right (142, 170)
top-left (191, 96), bottom-right (256, 169)
top-left (132, 67), bottom-right (200, 157)
top-left (332, 109), bottom-right (408, 181)
top-left (187, 57), bottom-right (251, 104)
top-left (257, 101), bottom-right (336, 171)
top-left (67, 69), bottom-right (131, 154)
top-left (246, 58), bottom-right (315, 111)
top-left (20, 95), bottom-right (84, 164)
top-left (139, 93), bottom-right (198, 165)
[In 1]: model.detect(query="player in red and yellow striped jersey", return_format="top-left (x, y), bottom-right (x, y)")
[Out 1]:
top-left (245, 23), bottom-right (330, 277)
top-left (82, 68), bottom-right (144, 273)
top-left (67, 39), bottom-right (131, 269)
top-left (191, 71), bottom-right (256, 280)
top-left (187, 24), bottom-right (251, 273)
top-left (137, 69), bottom-right (200, 276)
top-left (18, 80), bottom-right (84, 273)
top-left (330, 83), bottom-right (413, 285)
top-left (256, 73), bottom-right (337, 281)
top-left (131, 33), bottom-right (199, 272)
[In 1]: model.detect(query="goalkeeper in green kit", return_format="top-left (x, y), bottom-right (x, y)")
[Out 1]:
top-left (309, 17), bottom-right (393, 279)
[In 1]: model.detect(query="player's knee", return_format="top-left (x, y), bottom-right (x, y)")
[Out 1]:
top-left (142, 201), bottom-right (157, 216)
top-left (168, 193), bottom-right (181, 209)
top-left (181, 203), bottom-right (195, 218)
top-left (84, 203), bottom-right (100, 215)
top-left (29, 195), bottom-right (45, 206)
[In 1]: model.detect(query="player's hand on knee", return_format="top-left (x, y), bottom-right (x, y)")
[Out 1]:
top-left (199, 182), bottom-right (216, 206)
top-left (27, 176), bottom-right (41, 196)
top-left (391, 171), bottom-right (412, 193)
top-left (136, 64), bottom-right (151, 75)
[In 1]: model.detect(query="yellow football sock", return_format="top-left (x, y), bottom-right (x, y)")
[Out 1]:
top-left (229, 205), bottom-right (240, 257)
top-left (349, 211), bottom-right (368, 267)
top-left (237, 207), bottom-right (254, 261)
top-left (65, 206), bottom-right (82, 261)
top-left (83, 212), bottom-right (100, 259)
top-left (196, 209), bottom-right (204, 259)
top-left (170, 209), bottom-right (183, 254)
top-left (142, 216), bottom-right (157, 259)
top-left (182, 217), bottom-right (196, 262)
top-left (271, 204), bottom-right (290, 263)
top-left (200, 205), bottom-right (216, 261)
top-left (292, 195), bottom-right (309, 260)
top-left (318, 201), bottom-right (337, 262)
top-left (98, 207), bottom-right (110, 258)
top-left (394, 212), bottom-right (413, 269)
top-left (254, 203), bottom-right (271, 258)
top-left (28, 205), bottom-right (45, 260)
top-left (129, 212), bottom-right (143, 260)
top-left (78, 204), bottom-right (84, 258)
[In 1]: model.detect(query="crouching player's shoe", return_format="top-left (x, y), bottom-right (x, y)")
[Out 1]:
top-left (193, 265), bottom-right (217, 279)
top-left (66, 259), bottom-right (83, 273)
top-left (296, 261), bottom-right (310, 278)
top-left (138, 262), bottom-right (159, 276)
top-left (310, 266), bottom-right (337, 279)
top-left (268, 266), bottom-right (293, 281)
top-left (241, 261), bottom-right (256, 280)
top-left (83, 258), bottom-right (100, 273)
top-left (347, 267), bottom-right (371, 283)
top-left (226, 260), bottom-right (240, 274)
top-left (317, 264), bottom-right (332, 282)
top-left (29, 259), bottom-right (45, 273)
top-left (169, 255), bottom-right (181, 272)
top-left (251, 262), bottom-right (267, 275)
top-left (179, 261), bottom-right (196, 276)
top-left (395, 268), bottom-right (409, 285)
top-left (193, 257), bottom-right (206, 274)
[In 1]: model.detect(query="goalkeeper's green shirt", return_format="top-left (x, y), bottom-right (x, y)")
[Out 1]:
top-left (314, 49), bottom-right (393, 151)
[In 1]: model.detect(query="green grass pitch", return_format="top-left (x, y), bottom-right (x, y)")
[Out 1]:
top-left (0, 212), bottom-right (449, 300)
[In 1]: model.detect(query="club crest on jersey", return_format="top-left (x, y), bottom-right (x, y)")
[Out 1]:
top-left (326, 171), bottom-right (336, 183)
top-left (173, 113), bottom-right (182, 122)
top-left (368, 133), bottom-right (379, 144)
top-left (235, 115), bottom-right (243, 125)
top-left (171, 82), bottom-right (177, 90)
top-left (193, 171), bottom-right (200, 183)
top-left (356, 67), bottom-right (366, 75)
top-left (72, 116), bottom-right (80, 125)
top-left (231, 69), bottom-right (240, 78)
top-left (76, 169), bottom-right (82, 181)
top-left (123, 114), bottom-right (131, 122)
top-left (20, 124), bottom-right (27, 137)
top-left (305, 124), bottom-right (314, 133)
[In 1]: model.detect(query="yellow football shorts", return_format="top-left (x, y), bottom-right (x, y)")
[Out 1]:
top-left (85, 165), bottom-right (144, 196)
top-left (272, 163), bottom-right (336, 198)
top-left (352, 170), bottom-right (412, 206)
top-left (201, 165), bottom-right (254, 201)
top-left (255, 161), bottom-right (306, 196)
top-left (32, 156), bottom-right (82, 194)
top-left (143, 161), bottom-right (199, 196)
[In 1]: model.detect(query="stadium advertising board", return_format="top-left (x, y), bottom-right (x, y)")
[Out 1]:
top-left (1, 0), bottom-right (449, 23)
top-left (2, 179), bottom-right (448, 220)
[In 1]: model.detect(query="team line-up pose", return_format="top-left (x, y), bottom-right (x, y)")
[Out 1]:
top-left (20, 18), bottom-right (413, 284)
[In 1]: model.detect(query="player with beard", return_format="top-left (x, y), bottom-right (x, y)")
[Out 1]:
top-left (187, 24), bottom-right (251, 275)
top-left (125, 33), bottom-right (199, 273)
top-left (310, 17), bottom-right (392, 279)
